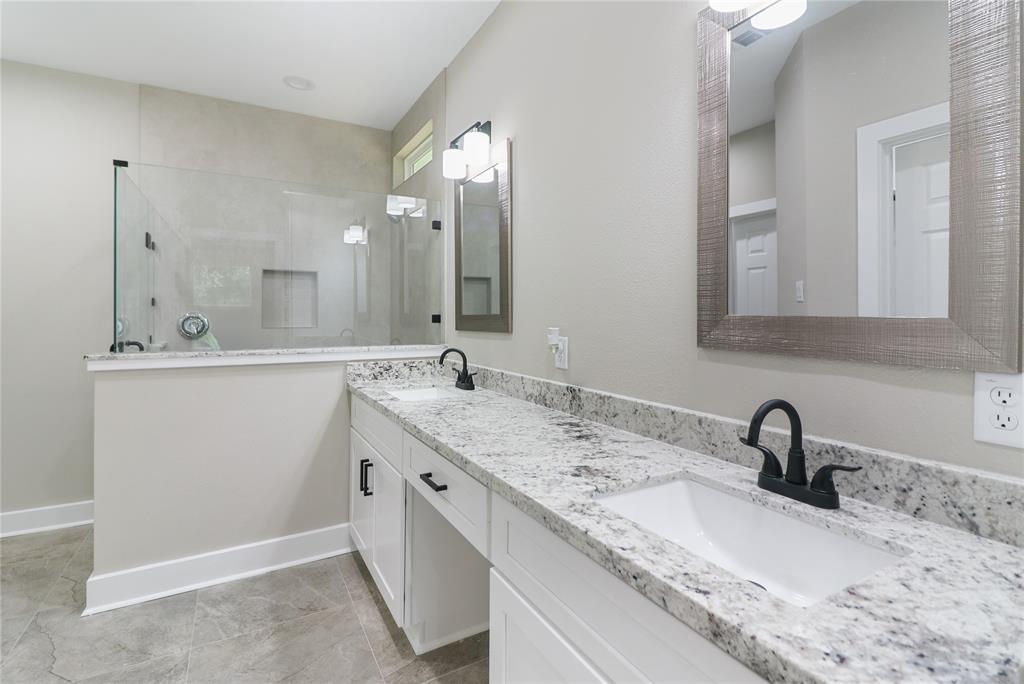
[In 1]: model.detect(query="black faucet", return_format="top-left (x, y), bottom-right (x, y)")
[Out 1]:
top-left (439, 347), bottom-right (476, 391)
top-left (740, 399), bottom-right (860, 509)
top-left (109, 340), bottom-right (145, 353)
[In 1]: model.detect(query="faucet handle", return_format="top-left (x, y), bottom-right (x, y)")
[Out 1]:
top-left (810, 464), bottom-right (862, 495)
top-left (740, 438), bottom-right (783, 479)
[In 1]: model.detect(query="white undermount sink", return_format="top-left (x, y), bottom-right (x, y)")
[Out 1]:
top-left (387, 387), bottom-right (463, 402)
top-left (598, 479), bottom-right (903, 607)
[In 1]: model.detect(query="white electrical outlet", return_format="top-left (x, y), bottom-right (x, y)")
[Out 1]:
top-left (554, 336), bottom-right (569, 370)
top-left (974, 372), bottom-right (1024, 447)
top-left (795, 280), bottom-right (805, 303)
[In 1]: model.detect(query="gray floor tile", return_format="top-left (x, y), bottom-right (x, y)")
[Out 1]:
top-left (335, 553), bottom-right (374, 602)
top-left (191, 558), bottom-right (350, 648)
top-left (75, 652), bottom-right (189, 684)
top-left (0, 527), bottom-right (91, 568)
top-left (428, 658), bottom-right (488, 684)
top-left (1, 556), bottom-right (66, 658)
top-left (383, 633), bottom-right (489, 684)
top-left (186, 605), bottom-right (382, 683)
top-left (0, 590), bottom-right (196, 682)
top-left (350, 590), bottom-right (415, 677)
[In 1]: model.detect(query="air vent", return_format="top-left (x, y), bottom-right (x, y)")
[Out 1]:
top-left (732, 29), bottom-right (766, 47)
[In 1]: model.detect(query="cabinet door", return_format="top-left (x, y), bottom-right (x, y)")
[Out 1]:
top-left (490, 570), bottom-right (607, 684)
top-left (371, 454), bottom-right (405, 624)
top-left (350, 429), bottom-right (375, 559)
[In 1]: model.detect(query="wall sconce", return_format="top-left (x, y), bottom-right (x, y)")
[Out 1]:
top-left (344, 224), bottom-right (367, 244)
top-left (443, 120), bottom-right (492, 180)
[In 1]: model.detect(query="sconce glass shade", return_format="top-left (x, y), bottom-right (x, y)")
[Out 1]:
top-left (396, 195), bottom-right (416, 208)
top-left (471, 167), bottom-right (495, 184)
top-left (344, 225), bottom-right (367, 244)
top-left (442, 147), bottom-right (468, 180)
top-left (385, 195), bottom-right (403, 216)
top-left (751, 0), bottom-right (806, 29)
top-left (708, 0), bottom-right (759, 11)
top-left (463, 129), bottom-right (490, 167)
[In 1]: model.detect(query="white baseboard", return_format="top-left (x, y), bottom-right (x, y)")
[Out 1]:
top-left (0, 500), bottom-right (94, 538)
top-left (84, 523), bottom-right (352, 615)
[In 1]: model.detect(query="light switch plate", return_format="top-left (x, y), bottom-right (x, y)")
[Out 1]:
top-left (554, 336), bottom-right (569, 370)
top-left (974, 372), bottom-right (1024, 448)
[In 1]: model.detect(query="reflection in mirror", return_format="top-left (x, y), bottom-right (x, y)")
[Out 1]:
top-left (455, 138), bottom-right (511, 333)
top-left (461, 168), bottom-right (501, 315)
top-left (728, 0), bottom-right (949, 318)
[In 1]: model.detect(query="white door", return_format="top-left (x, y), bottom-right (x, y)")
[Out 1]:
top-left (490, 570), bottom-right (607, 684)
top-left (730, 211), bottom-right (778, 315)
top-left (349, 430), bottom-right (375, 558)
top-left (891, 134), bottom-right (950, 317)
top-left (370, 455), bottom-right (404, 624)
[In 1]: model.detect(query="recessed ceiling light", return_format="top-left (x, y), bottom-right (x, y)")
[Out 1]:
top-left (283, 75), bottom-right (315, 91)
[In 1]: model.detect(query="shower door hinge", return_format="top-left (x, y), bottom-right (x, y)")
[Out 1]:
top-left (432, 220), bottom-right (442, 231)
top-left (113, 159), bottom-right (128, 167)
top-left (151, 297), bottom-right (156, 307)
top-left (431, 314), bottom-right (441, 323)
top-left (144, 232), bottom-right (156, 250)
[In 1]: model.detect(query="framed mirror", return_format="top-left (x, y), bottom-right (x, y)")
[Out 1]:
top-left (455, 138), bottom-right (512, 333)
top-left (697, 0), bottom-right (1021, 371)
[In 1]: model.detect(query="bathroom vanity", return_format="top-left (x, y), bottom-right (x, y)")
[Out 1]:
top-left (348, 390), bottom-right (761, 682)
top-left (347, 361), bottom-right (1024, 683)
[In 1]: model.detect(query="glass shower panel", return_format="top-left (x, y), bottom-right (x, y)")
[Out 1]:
top-left (113, 167), bottom-right (154, 351)
top-left (113, 162), bottom-right (443, 352)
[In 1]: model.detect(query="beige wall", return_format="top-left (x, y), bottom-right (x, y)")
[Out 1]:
top-left (93, 363), bottom-right (348, 573)
top-left (728, 121), bottom-right (775, 208)
top-left (1, 61), bottom-right (140, 512)
top-left (443, 1), bottom-right (1023, 478)
top-left (775, 1), bottom-right (949, 315)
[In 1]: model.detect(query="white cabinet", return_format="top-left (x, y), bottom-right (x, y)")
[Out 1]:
top-left (370, 454), bottom-right (404, 623)
top-left (349, 429), bottom-right (374, 557)
top-left (490, 569), bottom-right (607, 684)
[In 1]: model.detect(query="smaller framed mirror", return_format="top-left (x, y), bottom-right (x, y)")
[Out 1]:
top-left (455, 138), bottom-right (512, 333)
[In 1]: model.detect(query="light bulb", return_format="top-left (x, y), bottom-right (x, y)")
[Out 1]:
top-left (708, 0), bottom-right (759, 11)
top-left (463, 129), bottom-right (490, 167)
top-left (471, 167), bottom-right (495, 184)
top-left (442, 148), bottom-right (467, 180)
top-left (751, 0), bottom-right (806, 29)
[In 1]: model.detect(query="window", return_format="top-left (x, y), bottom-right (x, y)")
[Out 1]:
top-left (393, 120), bottom-right (433, 187)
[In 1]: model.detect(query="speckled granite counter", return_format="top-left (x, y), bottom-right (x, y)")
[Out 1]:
top-left (348, 362), bottom-right (1024, 684)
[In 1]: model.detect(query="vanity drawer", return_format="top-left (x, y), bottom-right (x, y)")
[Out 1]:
top-left (351, 395), bottom-right (402, 470)
top-left (404, 433), bottom-right (489, 555)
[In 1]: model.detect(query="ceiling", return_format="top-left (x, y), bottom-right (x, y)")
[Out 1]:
top-left (729, 0), bottom-right (857, 133)
top-left (1, 1), bottom-right (499, 131)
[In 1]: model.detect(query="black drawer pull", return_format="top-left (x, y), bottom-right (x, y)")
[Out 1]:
top-left (419, 472), bottom-right (448, 492)
top-left (362, 460), bottom-right (374, 497)
top-left (358, 458), bottom-right (370, 493)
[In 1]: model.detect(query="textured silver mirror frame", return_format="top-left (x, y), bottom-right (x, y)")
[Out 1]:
top-left (697, 0), bottom-right (1022, 371)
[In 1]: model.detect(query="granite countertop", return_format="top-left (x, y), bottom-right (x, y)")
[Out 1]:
top-left (348, 365), bottom-right (1024, 684)
top-left (84, 344), bottom-right (444, 363)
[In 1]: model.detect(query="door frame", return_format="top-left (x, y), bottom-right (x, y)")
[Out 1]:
top-left (856, 102), bottom-right (950, 316)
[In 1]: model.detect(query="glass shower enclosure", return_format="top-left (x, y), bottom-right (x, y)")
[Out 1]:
top-left (113, 162), bottom-right (443, 353)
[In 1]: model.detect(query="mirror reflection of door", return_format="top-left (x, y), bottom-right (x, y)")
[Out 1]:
top-left (730, 203), bottom-right (778, 315)
top-left (460, 169), bottom-right (501, 315)
top-left (891, 134), bottom-right (950, 317)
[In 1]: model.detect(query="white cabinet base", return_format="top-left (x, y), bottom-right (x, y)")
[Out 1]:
top-left (490, 569), bottom-right (606, 683)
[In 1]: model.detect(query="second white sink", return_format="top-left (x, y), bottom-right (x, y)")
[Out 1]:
top-left (598, 479), bottom-right (903, 607)
top-left (387, 387), bottom-right (463, 402)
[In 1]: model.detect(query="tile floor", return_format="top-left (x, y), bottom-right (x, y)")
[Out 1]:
top-left (0, 526), bottom-right (488, 683)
